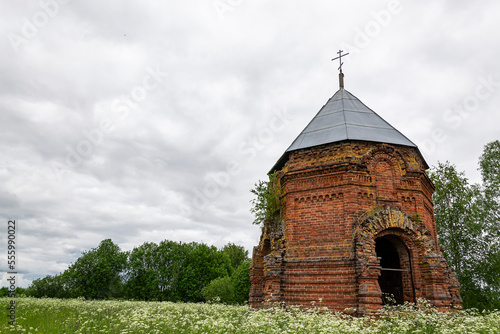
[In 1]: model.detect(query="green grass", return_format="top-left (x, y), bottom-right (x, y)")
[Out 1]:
top-left (0, 297), bottom-right (499, 333)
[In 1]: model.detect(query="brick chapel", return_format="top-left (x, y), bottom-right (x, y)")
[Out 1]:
top-left (249, 66), bottom-right (462, 314)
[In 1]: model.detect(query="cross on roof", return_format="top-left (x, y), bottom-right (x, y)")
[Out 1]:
top-left (331, 50), bottom-right (349, 72)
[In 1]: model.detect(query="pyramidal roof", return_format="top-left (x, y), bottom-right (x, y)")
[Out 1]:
top-left (271, 88), bottom-right (422, 172)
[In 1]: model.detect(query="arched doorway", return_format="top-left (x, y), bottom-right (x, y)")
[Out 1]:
top-left (375, 235), bottom-right (414, 305)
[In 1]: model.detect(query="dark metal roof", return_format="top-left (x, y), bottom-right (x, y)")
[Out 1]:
top-left (271, 88), bottom-right (424, 172)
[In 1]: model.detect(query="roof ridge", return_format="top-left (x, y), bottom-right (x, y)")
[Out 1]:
top-left (344, 89), bottom-right (417, 148)
top-left (340, 89), bottom-right (349, 141)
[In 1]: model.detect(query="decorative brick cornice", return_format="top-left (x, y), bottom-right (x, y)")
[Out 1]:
top-left (294, 192), bottom-right (344, 203)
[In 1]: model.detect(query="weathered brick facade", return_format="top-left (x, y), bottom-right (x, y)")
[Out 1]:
top-left (250, 94), bottom-right (462, 314)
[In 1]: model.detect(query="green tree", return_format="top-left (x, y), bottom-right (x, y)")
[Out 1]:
top-left (203, 259), bottom-right (251, 305)
top-left (65, 239), bottom-right (127, 299)
top-left (14, 287), bottom-right (27, 296)
top-left (124, 242), bottom-right (160, 301)
top-left (429, 153), bottom-right (500, 310)
top-left (477, 140), bottom-right (500, 308)
top-left (232, 259), bottom-right (251, 304)
top-left (26, 274), bottom-right (68, 298)
top-left (202, 276), bottom-right (234, 304)
top-left (479, 140), bottom-right (500, 236)
top-left (221, 243), bottom-right (249, 272)
top-left (429, 162), bottom-right (482, 278)
top-left (479, 140), bottom-right (500, 196)
top-left (0, 287), bottom-right (9, 297)
top-left (155, 240), bottom-right (190, 301)
top-left (177, 243), bottom-right (231, 302)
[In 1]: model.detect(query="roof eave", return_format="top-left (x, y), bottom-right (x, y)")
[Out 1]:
top-left (269, 140), bottom-right (429, 174)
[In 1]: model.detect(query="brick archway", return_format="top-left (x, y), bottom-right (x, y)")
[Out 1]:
top-left (353, 207), bottom-right (434, 314)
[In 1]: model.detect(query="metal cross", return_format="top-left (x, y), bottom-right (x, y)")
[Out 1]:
top-left (332, 50), bottom-right (349, 71)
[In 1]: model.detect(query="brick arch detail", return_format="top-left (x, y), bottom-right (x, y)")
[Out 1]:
top-left (362, 145), bottom-right (409, 177)
top-left (353, 207), bottom-right (439, 314)
top-left (366, 149), bottom-right (401, 202)
top-left (354, 208), bottom-right (435, 250)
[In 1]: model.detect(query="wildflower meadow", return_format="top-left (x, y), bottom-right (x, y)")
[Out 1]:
top-left (1, 297), bottom-right (499, 333)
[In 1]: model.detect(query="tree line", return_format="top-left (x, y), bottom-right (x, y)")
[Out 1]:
top-left (22, 240), bottom-right (251, 304)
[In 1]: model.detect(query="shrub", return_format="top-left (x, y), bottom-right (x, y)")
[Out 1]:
top-left (202, 276), bottom-right (234, 304)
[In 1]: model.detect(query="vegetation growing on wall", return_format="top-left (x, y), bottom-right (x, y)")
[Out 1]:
top-left (250, 172), bottom-right (283, 227)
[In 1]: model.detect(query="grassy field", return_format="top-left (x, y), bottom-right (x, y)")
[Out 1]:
top-left (0, 297), bottom-right (499, 333)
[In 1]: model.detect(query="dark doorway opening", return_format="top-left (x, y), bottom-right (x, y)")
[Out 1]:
top-left (376, 236), bottom-right (407, 305)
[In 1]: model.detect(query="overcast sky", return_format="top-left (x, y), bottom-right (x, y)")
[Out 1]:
top-left (1, 0), bottom-right (499, 287)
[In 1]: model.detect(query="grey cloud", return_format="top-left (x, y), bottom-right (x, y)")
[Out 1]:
top-left (1, 0), bottom-right (499, 287)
